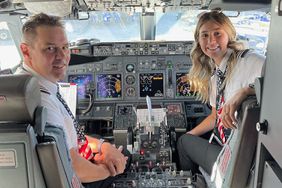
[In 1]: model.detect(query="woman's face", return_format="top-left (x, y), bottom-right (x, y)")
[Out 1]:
top-left (198, 20), bottom-right (229, 66)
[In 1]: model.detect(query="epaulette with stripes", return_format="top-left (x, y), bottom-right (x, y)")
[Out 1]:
top-left (39, 86), bottom-right (51, 95)
top-left (236, 49), bottom-right (250, 59)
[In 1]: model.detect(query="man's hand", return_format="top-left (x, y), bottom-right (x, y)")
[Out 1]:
top-left (94, 144), bottom-right (128, 177)
top-left (95, 163), bottom-right (111, 179)
top-left (70, 148), bottom-right (111, 182)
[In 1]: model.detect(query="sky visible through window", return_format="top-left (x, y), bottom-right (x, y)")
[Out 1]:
top-left (0, 10), bottom-right (270, 70)
top-left (65, 10), bottom-right (269, 54)
top-left (0, 22), bottom-right (21, 70)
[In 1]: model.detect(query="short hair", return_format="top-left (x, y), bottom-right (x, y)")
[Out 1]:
top-left (22, 13), bottom-right (64, 45)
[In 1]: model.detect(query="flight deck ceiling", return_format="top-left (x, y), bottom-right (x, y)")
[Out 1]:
top-left (3, 0), bottom-right (271, 17)
top-left (11, 0), bottom-right (211, 16)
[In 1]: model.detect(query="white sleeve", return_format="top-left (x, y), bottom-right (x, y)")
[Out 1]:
top-left (244, 51), bottom-right (266, 79)
top-left (224, 51), bottom-right (266, 102)
top-left (41, 93), bottom-right (74, 150)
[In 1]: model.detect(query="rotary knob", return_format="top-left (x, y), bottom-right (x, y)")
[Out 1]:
top-left (256, 120), bottom-right (268, 135)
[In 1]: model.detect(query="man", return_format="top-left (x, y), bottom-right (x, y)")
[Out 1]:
top-left (17, 13), bottom-right (128, 188)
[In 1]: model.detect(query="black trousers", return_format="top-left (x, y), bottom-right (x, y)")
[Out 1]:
top-left (177, 133), bottom-right (222, 175)
top-left (82, 148), bottom-right (132, 188)
top-left (82, 176), bottom-right (116, 188)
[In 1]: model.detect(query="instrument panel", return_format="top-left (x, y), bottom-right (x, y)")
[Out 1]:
top-left (68, 74), bottom-right (93, 100)
top-left (139, 73), bottom-right (164, 98)
top-left (96, 73), bottom-right (122, 100)
top-left (67, 55), bottom-right (193, 101)
top-left (67, 41), bottom-right (210, 187)
top-left (90, 41), bottom-right (192, 57)
top-left (67, 40), bottom-right (210, 121)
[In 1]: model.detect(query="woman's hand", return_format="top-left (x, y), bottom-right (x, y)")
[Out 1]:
top-left (221, 86), bottom-right (255, 129)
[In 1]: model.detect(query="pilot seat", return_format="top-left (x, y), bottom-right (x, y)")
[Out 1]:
top-left (200, 96), bottom-right (260, 188)
top-left (0, 74), bottom-right (82, 188)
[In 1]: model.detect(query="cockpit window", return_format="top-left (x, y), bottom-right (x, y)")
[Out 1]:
top-left (155, 11), bottom-right (199, 41)
top-left (65, 10), bottom-right (269, 55)
top-left (0, 21), bottom-right (21, 70)
top-left (65, 12), bottom-right (141, 43)
top-left (231, 11), bottom-right (270, 54)
top-left (0, 10), bottom-right (271, 70)
top-left (156, 10), bottom-right (270, 54)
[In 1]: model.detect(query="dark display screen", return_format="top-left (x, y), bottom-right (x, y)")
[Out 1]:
top-left (68, 74), bottom-right (93, 99)
top-left (96, 74), bottom-right (122, 99)
top-left (139, 73), bottom-right (164, 98)
top-left (176, 73), bottom-right (193, 97)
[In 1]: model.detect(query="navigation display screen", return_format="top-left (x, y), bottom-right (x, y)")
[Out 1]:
top-left (176, 73), bottom-right (193, 97)
top-left (139, 73), bottom-right (164, 98)
top-left (96, 74), bottom-right (122, 99)
top-left (68, 74), bottom-right (93, 99)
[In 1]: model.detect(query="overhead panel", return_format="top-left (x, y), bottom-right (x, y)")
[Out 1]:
top-left (83, 0), bottom-right (210, 12)
top-left (12, 0), bottom-right (72, 16)
top-left (10, 0), bottom-right (211, 17)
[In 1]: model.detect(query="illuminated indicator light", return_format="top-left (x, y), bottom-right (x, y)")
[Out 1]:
top-left (153, 77), bottom-right (163, 80)
top-left (140, 149), bottom-right (145, 155)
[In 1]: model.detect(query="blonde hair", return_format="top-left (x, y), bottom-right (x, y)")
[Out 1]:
top-left (189, 10), bottom-right (245, 103)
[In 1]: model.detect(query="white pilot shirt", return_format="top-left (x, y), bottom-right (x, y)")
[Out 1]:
top-left (210, 48), bottom-right (265, 107)
top-left (16, 64), bottom-right (78, 150)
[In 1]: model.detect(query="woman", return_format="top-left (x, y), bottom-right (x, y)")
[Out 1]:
top-left (177, 10), bottom-right (265, 175)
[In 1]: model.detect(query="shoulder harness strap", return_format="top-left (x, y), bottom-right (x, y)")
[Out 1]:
top-left (237, 49), bottom-right (250, 59)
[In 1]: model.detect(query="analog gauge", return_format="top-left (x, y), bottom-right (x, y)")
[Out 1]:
top-left (151, 140), bottom-right (158, 148)
top-left (126, 64), bottom-right (135, 72)
top-left (126, 87), bottom-right (136, 97)
top-left (142, 141), bottom-right (149, 148)
top-left (126, 75), bottom-right (135, 85)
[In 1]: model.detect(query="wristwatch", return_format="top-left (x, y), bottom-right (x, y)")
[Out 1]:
top-left (98, 138), bottom-right (105, 154)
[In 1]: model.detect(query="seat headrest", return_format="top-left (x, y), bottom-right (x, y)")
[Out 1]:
top-left (0, 74), bottom-right (41, 123)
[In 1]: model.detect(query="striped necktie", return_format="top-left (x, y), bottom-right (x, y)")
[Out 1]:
top-left (215, 68), bottom-right (226, 144)
top-left (56, 84), bottom-right (93, 160)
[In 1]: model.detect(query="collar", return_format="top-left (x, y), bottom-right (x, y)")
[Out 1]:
top-left (23, 64), bottom-right (58, 95)
top-left (216, 48), bottom-right (233, 73)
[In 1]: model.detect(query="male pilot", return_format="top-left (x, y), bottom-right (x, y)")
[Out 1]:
top-left (17, 13), bottom-right (128, 188)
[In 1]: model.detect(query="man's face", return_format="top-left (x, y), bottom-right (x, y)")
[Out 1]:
top-left (21, 26), bottom-right (70, 83)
